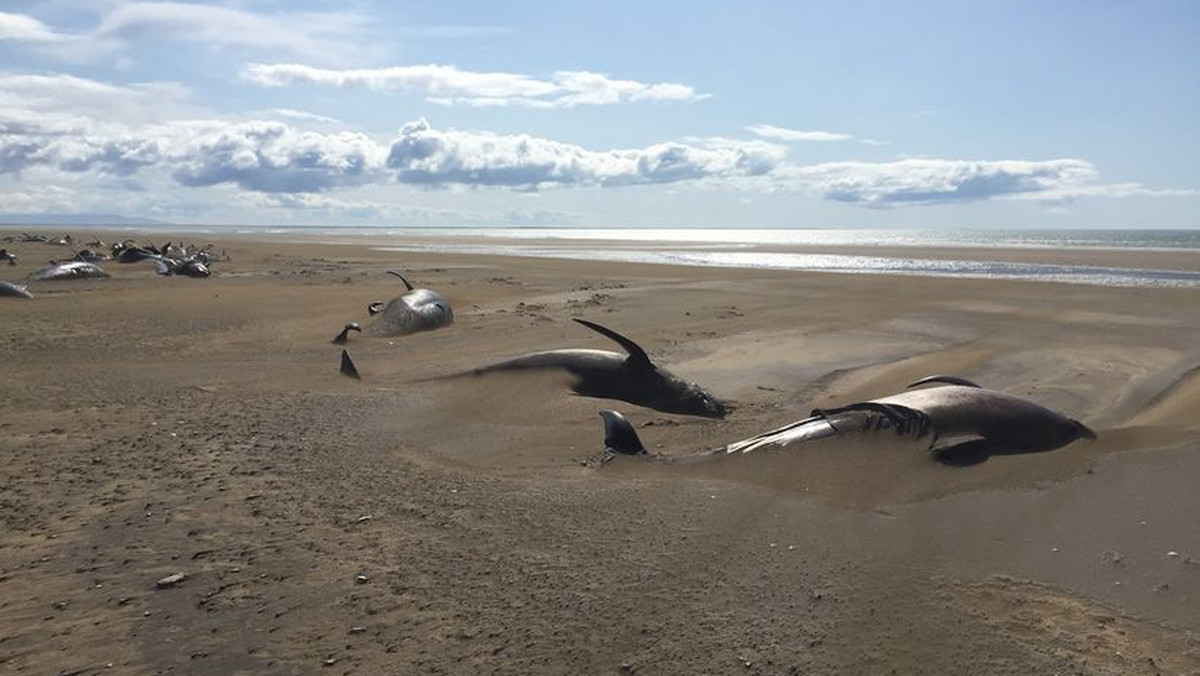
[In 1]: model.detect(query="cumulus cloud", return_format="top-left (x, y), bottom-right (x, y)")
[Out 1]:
top-left (763, 159), bottom-right (1118, 206)
top-left (0, 115), bottom-right (388, 192)
top-left (243, 63), bottom-right (708, 108)
top-left (746, 124), bottom-right (852, 142)
top-left (0, 72), bottom-right (1183, 210)
top-left (0, 11), bottom-right (70, 42)
top-left (167, 121), bottom-right (388, 192)
top-left (385, 119), bottom-right (780, 188)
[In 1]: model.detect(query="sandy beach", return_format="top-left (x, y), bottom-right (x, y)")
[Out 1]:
top-left (2, 230), bottom-right (1199, 675)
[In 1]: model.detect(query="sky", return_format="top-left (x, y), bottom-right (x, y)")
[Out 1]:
top-left (1, 0), bottom-right (1197, 228)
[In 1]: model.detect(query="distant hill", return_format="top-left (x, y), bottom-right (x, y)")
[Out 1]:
top-left (0, 213), bottom-right (170, 227)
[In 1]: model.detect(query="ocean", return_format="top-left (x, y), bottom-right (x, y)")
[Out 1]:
top-left (361, 227), bottom-right (1200, 289)
top-left (132, 226), bottom-right (1200, 288)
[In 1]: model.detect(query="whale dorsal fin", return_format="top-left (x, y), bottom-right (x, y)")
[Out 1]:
top-left (386, 269), bottom-right (415, 291)
top-left (907, 374), bottom-right (981, 389)
top-left (573, 318), bottom-right (652, 369)
top-left (340, 349), bottom-right (361, 379)
top-left (598, 409), bottom-right (647, 455)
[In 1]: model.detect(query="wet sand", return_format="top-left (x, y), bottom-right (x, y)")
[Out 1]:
top-left (2, 231), bottom-right (1199, 675)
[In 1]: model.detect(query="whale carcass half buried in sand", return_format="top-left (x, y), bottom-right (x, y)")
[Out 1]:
top-left (29, 261), bottom-right (111, 281)
top-left (599, 375), bottom-right (1094, 465)
top-left (473, 318), bottom-right (728, 419)
top-left (1, 280), bottom-right (33, 299)
top-left (368, 270), bottom-right (453, 336)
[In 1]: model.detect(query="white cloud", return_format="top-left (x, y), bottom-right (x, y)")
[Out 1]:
top-left (258, 108), bottom-right (341, 125)
top-left (168, 121), bottom-right (388, 192)
top-left (93, 2), bottom-right (367, 58)
top-left (0, 71), bottom-right (1183, 210)
top-left (385, 118), bottom-right (778, 189)
top-left (243, 63), bottom-right (708, 108)
top-left (0, 11), bottom-right (70, 42)
top-left (12, 2), bottom-right (376, 66)
top-left (763, 158), bottom-right (1111, 206)
top-left (0, 73), bottom-right (196, 125)
top-left (746, 124), bottom-right (851, 142)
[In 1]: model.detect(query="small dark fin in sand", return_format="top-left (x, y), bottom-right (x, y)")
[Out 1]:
top-left (340, 349), bottom-right (361, 379)
top-left (599, 410), bottom-right (647, 455)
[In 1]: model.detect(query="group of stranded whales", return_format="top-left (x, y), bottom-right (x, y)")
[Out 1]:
top-left (0, 235), bottom-right (223, 300)
top-left (328, 269), bottom-right (1093, 466)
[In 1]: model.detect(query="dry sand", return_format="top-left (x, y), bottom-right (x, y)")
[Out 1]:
top-left (2, 230), bottom-right (1199, 675)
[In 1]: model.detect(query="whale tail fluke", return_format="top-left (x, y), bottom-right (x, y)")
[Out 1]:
top-left (599, 410), bottom-right (647, 455)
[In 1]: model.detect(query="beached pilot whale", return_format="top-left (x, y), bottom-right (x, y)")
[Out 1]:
top-left (474, 318), bottom-right (728, 419)
top-left (1, 280), bottom-right (33, 299)
top-left (599, 375), bottom-right (1093, 465)
top-left (368, 270), bottom-right (453, 336)
top-left (29, 261), bottom-right (111, 281)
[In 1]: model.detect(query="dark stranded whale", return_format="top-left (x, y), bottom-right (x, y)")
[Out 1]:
top-left (474, 318), bottom-right (728, 419)
top-left (368, 270), bottom-right (453, 337)
top-left (598, 375), bottom-right (1093, 465)
top-left (1, 280), bottom-right (33, 299)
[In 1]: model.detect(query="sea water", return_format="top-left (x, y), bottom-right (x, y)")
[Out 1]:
top-left (360, 227), bottom-right (1200, 289)
top-left (126, 225), bottom-right (1200, 288)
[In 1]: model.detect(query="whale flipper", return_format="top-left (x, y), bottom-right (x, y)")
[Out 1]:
top-left (572, 318), bottom-right (652, 369)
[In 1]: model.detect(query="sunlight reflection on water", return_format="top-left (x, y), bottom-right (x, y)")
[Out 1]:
top-left (374, 242), bottom-right (1200, 289)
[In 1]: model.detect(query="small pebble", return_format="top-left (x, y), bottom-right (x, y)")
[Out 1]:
top-left (354, 574), bottom-right (368, 585)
